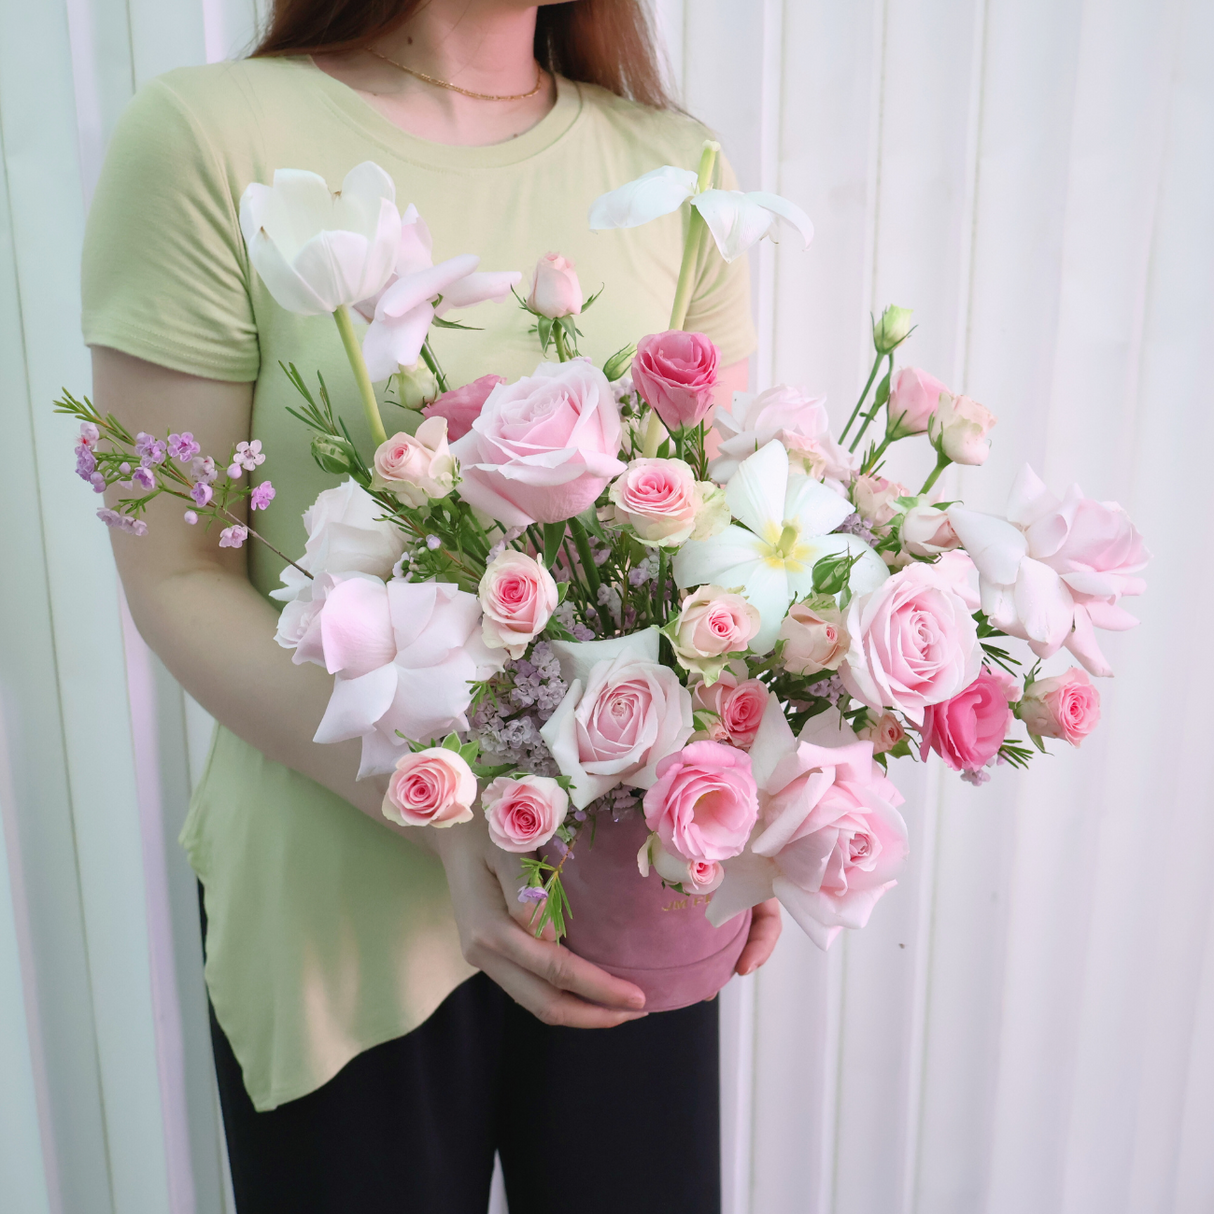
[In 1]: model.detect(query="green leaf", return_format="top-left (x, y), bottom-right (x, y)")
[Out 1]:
top-left (602, 342), bottom-right (635, 381)
top-left (430, 316), bottom-right (483, 331)
top-left (537, 316), bottom-right (554, 350)
top-left (812, 549), bottom-right (861, 596)
top-left (542, 521), bottom-right (566, 569)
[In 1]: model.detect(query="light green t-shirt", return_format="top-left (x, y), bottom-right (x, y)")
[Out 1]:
top-left (82, 56), bottom-right (756, 1110)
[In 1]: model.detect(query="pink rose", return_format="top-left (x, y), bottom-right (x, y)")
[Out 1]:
top-left (777, 603), bottom-right (848, 676)
top-left (382, 747), bottom-right (477, 828)
top-left (670, 585), bottom-right (761, 679)
top-left (1018, 668), bottom-right (1101, 744)
top-left (632, 330), bottom-right (720, 430)
top-left (692, 667), bottom-right (770, 749)
top-left (919, 667), bottom-right (1013, 772)
top-left (643, 740), bottom-right (759, 862)
top-left (852, 474), bottom-right (907, 529)
top-left (886, 367), bottom-right (948, 437)
top-left (840, 562), bottom-right (982, 725)
top-left (371, 417), bottom-right (456, 506)
top-left (607, 457), bottom-right (710, 547)
top-left (482, 774), bottom-right (569, 851)
top-left (751, 738), bottom-right (908, 949)
top-left (856, 711), bottom-right (905, 755)
top-left (478, 550), bottom-right (559, 659)
top-left (527, 252), bottom-right (583, 319)
top-left (541, 634), bottom-right (693, 808)
top-left (638, 833), bottom-right (724, 893)
top-left (423, 375), bottom-right (505, 441)
top-left (449, 361), bottom-right (625, 526)
top-left (900, 503), bottom-right (960, 557)
top-left (933, 392), bottom-right (995, 465)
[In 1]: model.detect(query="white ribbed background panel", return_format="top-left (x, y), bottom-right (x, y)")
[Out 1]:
top-left (1, 2), bottom-right (1211, 1212)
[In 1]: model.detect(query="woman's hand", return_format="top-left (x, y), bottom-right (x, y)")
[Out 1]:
top-left (734, 898), bottom-right (782, 976)
top-left (433, 817), bottom-right (649, 1029)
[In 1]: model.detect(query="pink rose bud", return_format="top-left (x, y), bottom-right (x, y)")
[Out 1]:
top-left (638, 832), bottom-right (724, 894)
top-left (932, 392), bottom-right (996, 466)
top-left (642, 740), bottom-right (759, 863)
top-left (777, 602), bottom-right (848, 677)
top-left (478, 550), bottom-right (559, 660)
top-left (422, 375), bottom-right (505, 442)
top-left (919, 667), bottom-right (1014, 773)
top-left (527, 252), bottom-right (583, 319)
top-left (886, 367), bottom-right (949, 438)
top-left (670, 585), bottom-right (761, 679)
top-left (900, 503), bottom-right (960, 557)
top-left (852, 474), bottom-right (907, 529)
top-left (371, 417), bottom-right (456, 507)
top-left (692, 667), bottom-right (770, 750)
top-left (606, 457), bottom-right (719, 547)
top-left (632, 330), bottom-right (720, 430)
top-left (1018, 668), bottom-right (1100, 744)
top-left (383, 747), bottom-right (477, 828)
top-left (482, 774), bottom-right (569, 852)
top-left (856, 710), bottom-right (905, 755)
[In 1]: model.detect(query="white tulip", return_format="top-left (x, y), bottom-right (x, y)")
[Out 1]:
top-left (672, 441), bottom-right (888, 654)
top-left (239, 162), bottom-right (402, 315)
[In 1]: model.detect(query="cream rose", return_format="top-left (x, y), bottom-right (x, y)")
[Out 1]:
top-left (605, 458), bottom-right (724, 547)
top-left (478, 550), bottom-right (559, 659)
top-left (371, 417), bottom-right (456, 507)
top-left (900, 503), bottom-right (960, 557)
top-left (933, 392), bottom-right (996, 465)
top-left (669, 586), bottom-right (761, 680)
top-left (778, 602), bottom-right (848, 677)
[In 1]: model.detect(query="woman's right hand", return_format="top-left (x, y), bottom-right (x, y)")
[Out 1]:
top-left (433, 816), bottom-right (649, 1029)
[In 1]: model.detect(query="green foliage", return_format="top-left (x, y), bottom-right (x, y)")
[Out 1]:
top-left (518, 856), bottom-right (573, 942)
top-left (812, 549), bottom-right (862, 597)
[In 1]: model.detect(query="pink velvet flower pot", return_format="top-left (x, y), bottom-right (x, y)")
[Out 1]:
top-left (543, 812), bottom-right (752, 1013)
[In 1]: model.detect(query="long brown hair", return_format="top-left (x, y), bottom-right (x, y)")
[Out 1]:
top-left (252, 1), bottom-right (673, 109)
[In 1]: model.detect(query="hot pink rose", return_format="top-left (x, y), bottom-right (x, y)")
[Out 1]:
top-left (527, 252), bottom-right (583, 319)
top-left (670, 585), bottom-right (761, 679)
top-left (643, 740), bottom-right (759, 862)
top-left (449, 361), bottom-right (625, 526)
top-left (886, 367), bottom-right (948, 437)
top-left (752, 738), bottom-right (908, 949)
top-left (371, 416), bottom-right (456, 507)
top-left (606, 457), bottom-right (715, 547)
top-left (482, 774), bottom-right (569, 852)
top-left (423, 375), bottom-right (505, 441)
top-left (632, 330), bottom-right (720, 430)
top-left (478, 550), bottom-right (559, 659)
top-left (692, 667), bottom-right (770, 749)
top-left (840, 562), bottom-right (982, 725)
top-left (919, 667), bottom-right (1013, 772)
top-left (1018, 668), bottom-right (1101, 744)
top-left (382, 747), bottom-right (477, 828)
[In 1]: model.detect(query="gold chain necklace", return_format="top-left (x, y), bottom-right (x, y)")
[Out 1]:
top-left (366, 48), bottom-right (544, 101)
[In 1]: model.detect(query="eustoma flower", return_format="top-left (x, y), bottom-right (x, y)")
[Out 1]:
top-left (631, 331), bottom-right (719, 430)
top-left (919, 666), bottom-right (1016, 773)
top-left (637, 833), bottom-right (724, 895)
top-left (947, 465), bottom-right (1149, 677)
top-left (673, 441), bottom-right (888, 652)
top-left (423, 375), bottom-right (504, 441)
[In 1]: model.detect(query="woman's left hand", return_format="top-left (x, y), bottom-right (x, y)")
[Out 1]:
top-left (734, 899), bottom-right (782, 976)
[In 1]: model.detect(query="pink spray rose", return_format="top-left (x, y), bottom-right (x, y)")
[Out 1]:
top-left (382, 747), bottom-right (477, 828)
top-left (371, 416), bottom-right (456, 506)
top-left (482, 774), bottom-right (569, 852)
top-left (423, 375), bottom-right (505, 441)
top-left (919, 667), bottom-right (1014, 772)
top-left (605, 457), bottom-right (726, 547)
top-left (886, 367), bottom-right (949, 437)
top-left (478, 550), bottom-right (559, 659)
top-left (852, 474), bottom-right (907, 530)
top-left (669, 585), bottom-right (761, 680)
top-left (777, 602), bottom-right (848, 677)
top-left (449, 360), bottom-right (625, 526)
top-left (840, 561), bottom-right (982, 725)
top-left (637, 833), bottom-right (724, 894)
top-left (933, 392), bottom-right (996, 465)
top-left (856, 711), bottom-right (906, 755)
top-left (527, 252), bottom-right (583, 319)
top-left (632, 330), bottom-right (720, 430)
top-left (643, 740), bottom-right (759, 863)
top-left (692, 665), bottom-right (770, 749)
top-left (900, 503), bottom-right (960, 557)
top-left (1018, 668), bottom-right (1101, 744)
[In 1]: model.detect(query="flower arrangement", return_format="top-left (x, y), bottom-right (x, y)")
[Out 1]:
top-left (61, 142), bottom-right (1149, 982)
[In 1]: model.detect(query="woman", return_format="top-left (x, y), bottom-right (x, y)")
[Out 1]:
top-left (83, 1), bottom-right (781, 1209)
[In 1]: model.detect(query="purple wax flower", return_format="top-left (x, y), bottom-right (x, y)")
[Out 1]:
top-left (134, 432), bottom-right (166, 465)
top-left (249, 481), bottom-right (276, 511)
top-left (231, 440), bottom-right (265, 472)
top-left (218, 524), bottom-right (247, 549)
top-left (517, 886), bottom-right (548, 905)
top-left (75, 444), bottom-right (96, 480)
top-left (190, 455), bottom-right (217, 484)
top-left (183, 510), bottom-right (198, 525)
top-left (79, 421), bottom-right (99, 444)
top-left (190, 482), bottom-right (213, 508)
top-left (168, 432), bottom-right (201, 462)
top-left (89, 471), bottom-right (106, 494)
top-left (131, 466), bottom-right (156, 491)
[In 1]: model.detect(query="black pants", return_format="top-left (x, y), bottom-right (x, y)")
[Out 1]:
top-left (209, 949), bottom-right (720, 1213)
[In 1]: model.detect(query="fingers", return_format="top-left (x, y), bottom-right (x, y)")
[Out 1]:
top-left (735, 898), bottom-right (783, 976)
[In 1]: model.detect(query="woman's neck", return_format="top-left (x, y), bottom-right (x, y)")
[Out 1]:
top-left (313, 1), bottom-right (557, 148)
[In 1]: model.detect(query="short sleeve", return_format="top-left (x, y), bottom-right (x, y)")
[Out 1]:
top-left (82, 77), bottom-right (260, 381)
top-left (682, 151), bottom-right (758, 367)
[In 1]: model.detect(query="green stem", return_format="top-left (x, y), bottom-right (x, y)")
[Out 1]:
top-left (553, 323), bottom-right (571, 363)
top-left (419, 338), bottom-right (450, 395)
top-left (920, 450), bottom-right (951, 496)
top-left (668, 141), bottom-right (720, 332)
top-left (656, 547), bottom-right (669, 625)
top-left (840, 349), bottom-right (885, 444)
top-left (568, 517), bottom-right (613, 634)
top-left (642, 410), bottom-right (667, 458)
top-left (848, 353), bottom-right (894, 453)
top-left (333, 306), bottom-right (387, 447)
top-left (861, 434), bottom-right (892, 476)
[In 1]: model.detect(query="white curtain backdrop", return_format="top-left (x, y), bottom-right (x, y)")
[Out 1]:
top-left (2, 2), bottom-right (1212, 1212)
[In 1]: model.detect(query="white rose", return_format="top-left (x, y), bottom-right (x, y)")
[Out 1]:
top-left (900, 503), bottom-right (960, 557)
top-left (933, 392), bottom-right (996, 465)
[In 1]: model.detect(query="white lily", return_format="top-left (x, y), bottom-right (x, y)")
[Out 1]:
top-left (672, 441), bottom-right (888, 653)
top-left (239, 162), bottom-right (401, 315)
top-left (589, 169), bottom-right (813, 263)
top-left (354, 204), bottom-right (521, 382)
